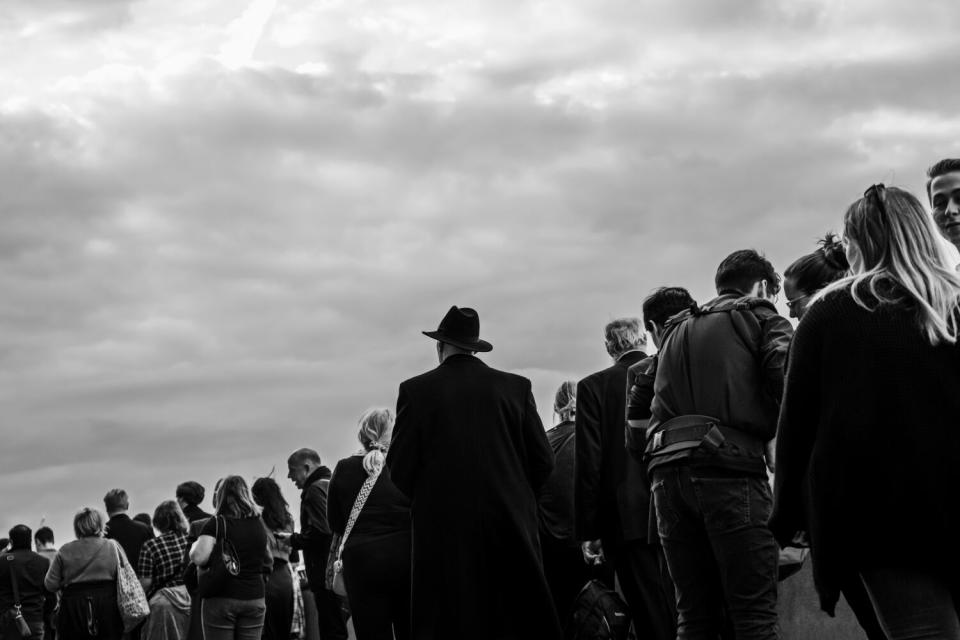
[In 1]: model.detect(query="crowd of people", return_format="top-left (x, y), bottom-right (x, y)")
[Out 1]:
top-left (1, 158), bottom-right (960, 640)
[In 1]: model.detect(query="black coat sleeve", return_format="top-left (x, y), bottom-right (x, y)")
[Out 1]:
top-left (625, 357), bottom-right (657, 462)
top-left (574, 377), bottom-right (602, 541)
top-left (290, 481), bottom-right (330, 550)
top-left (387, 381), bottom-right (420, 500)
top-left (521, 378), bottom-right (554, 494)
top-left (327, 462), bottom-right (347, 537)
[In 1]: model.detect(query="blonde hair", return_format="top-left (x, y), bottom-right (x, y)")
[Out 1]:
top-left (74, 507), bottom-right (106, 538)
top-left (553, 381), bottom-right (577, 422)
top-left (357, 408), bottom-right (394, 476)
top-left (604, 318), bottom-right (644, 358)
top-left (814, 186), bottom-right (960, 345)
top-left (214, 475), bottom-right (261, 519)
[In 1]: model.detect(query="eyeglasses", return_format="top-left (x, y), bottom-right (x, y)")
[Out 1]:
top-left (864, 183), bottom-right (887, 217)
top-left (785, 294), bottom-right (810, 311)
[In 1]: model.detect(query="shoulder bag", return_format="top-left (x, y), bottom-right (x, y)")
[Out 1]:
top-left (4, 554), bottom-right (34, 638)
top-left (112, 541), bottom-right (150, 632)
top-left (330, 471), bottom-right (380, 597)
top-left (196, 517), bottom-right (240, 599)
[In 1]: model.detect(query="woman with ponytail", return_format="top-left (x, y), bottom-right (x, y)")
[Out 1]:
top-left (327, 408), bottom-right (411, 640)
top-left (771, 185), bottom-right (960, 639)
top-left (783, 233), bottom-right (849, 320)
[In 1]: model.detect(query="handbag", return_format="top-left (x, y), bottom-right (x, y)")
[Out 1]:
top-left (330, 470), bottom-right (380, 597)
top-left (196, 517), bottom-right (240, 599)
top-left (4, 554), bottom-right (33, 638)
top-left (112, 541), bottom-right (150, 632)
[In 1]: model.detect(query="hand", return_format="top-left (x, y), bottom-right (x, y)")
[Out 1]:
top-left (581, 540), bottom-right (604, 566)
top-left (764, 437), bottom-right (776, 474)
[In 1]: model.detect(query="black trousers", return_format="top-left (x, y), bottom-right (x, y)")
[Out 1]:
top-left (311, 587), bottom-right (348, 640)
top-left (342, 532), bottom-right (411, 640)
top-left (603, 538), bottom-right (677, 640)
top-left (263, 560), bottom-right (294, 640)
top-left (541, 534), bottom-right (590, 630)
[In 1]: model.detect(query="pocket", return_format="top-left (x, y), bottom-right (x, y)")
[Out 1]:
top-left (651, 479), bottom-right (680, 540)
top-left (692, 477), bottom-right (751, 534)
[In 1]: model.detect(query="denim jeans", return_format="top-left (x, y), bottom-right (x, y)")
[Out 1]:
top-left (202, 597), bottom-right (266, 640)
top-left (861, 567), bottom-right (960, 640)
top-left (652, 466), bottom-right (779, 640)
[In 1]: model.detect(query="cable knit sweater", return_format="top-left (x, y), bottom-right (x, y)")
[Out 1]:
top-left (770, 283), bottom-right (960, 614)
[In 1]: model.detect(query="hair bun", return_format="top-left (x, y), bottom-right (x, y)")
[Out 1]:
top-left (818, 233), bottom-right (849, 271)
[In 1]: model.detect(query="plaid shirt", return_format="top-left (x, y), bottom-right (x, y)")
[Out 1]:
top-left (139, 532), bottom-right (188, 594)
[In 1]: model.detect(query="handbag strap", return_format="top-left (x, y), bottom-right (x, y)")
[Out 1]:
top-left (335, 471), bottom-right (380, 562)
top-left (4, 554), bottom-right (22, 607)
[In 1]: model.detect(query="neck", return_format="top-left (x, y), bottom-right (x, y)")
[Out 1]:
top-left (108, 510), bottom-right (127, 518)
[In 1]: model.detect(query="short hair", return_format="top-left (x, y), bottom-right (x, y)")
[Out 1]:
top-left (553, 381), bottom-right (577, 419)
top-left (287, 448), bottom-right (321, 467)
top-left (8, 525), bottom-right (32, 550)
top-left (214, 475), bottom-right (261, 519)
top-left (784, 233), bottom-right (849, 296)
top-left (103, 488), bottom-right (129, 513)
top-left (176, 481), bottom-right (206, 507)
top-left (603, 318), bottom-right (644, 358)
top-left (74, 507), bottom-right (106, 538)
top-left (34, 526), bottom-right (54, 546)
top-left (133, 513), bottom-right (152, 529)
top-left (152, 500), bottom-right (188, 535)
top-left (642, 287), bottom-right (696, 330)
top-left (926, 158), bottom-right (960, 201)
top-left (715, 249), bottom-right (781, 296)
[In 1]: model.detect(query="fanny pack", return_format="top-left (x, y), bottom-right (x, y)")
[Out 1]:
top-left (645, 415), bottom-right (765, 472)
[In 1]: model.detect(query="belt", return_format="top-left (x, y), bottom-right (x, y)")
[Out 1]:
top-left (645, 415), bottom-right (765, 460)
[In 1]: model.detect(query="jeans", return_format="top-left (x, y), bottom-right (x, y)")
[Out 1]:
top-left (202, 597), bottom-right (266, 640)
top-left (861, 567), bottom-right (960, 640)
top-left (652, 466), bottom-right (779, 640)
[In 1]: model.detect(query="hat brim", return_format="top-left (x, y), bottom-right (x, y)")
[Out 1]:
top-left (422, 331), bottom-right (493, 352)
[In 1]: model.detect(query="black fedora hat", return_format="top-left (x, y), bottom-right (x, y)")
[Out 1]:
top-left (423, 306), bottom-right (493, 352)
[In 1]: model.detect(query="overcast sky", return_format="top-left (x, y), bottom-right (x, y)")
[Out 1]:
top-left (2, 0), bottom-right (959, 540)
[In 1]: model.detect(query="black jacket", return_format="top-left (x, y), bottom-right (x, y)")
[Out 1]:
top-left (387, 354), bottom-right (560, 640)
top-left (648, 293), bottom-right (793, 474)
top-left (105, 514), bottom-right (153, 576)
top-left (290, 465), bottom-right (333, 589)
top-left (182, 504), bottom-right (213, 524)
top-left (0, 549), bottom-right (50, 622)
top-left (574, 350), bottom-right (651, 544)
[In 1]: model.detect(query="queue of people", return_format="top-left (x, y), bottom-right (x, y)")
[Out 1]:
top-left (2, 158), bottom-right (960, 640)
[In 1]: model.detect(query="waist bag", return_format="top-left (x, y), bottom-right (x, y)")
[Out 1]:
top-left (645, 414), bottom-right (765, 473)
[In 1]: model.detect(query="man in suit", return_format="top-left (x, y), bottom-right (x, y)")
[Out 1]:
top-left (575, 317), bottom-right (676, 640)
top-left (104, 488), bottom-right (153, 575)
top-left (387, 305), bottom-right (561, 640)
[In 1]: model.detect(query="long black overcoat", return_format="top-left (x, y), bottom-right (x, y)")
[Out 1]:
top-left (387, 353), bottom-right (561, 640)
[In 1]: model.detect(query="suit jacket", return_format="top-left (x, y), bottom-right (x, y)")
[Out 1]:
top-left (387, 353), bottom-right (561, 640)
top-left (575, 350), bottom-right (651, 544)
top-left (105, 513), bottom-right (153, 576)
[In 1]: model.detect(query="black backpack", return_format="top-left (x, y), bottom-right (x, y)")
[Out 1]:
top-left (566, 579), bottom-right (633, 640)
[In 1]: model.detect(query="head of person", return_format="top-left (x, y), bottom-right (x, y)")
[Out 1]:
top-left (423, 305), bottom-right (492, 363)
top-left (926, 158), bottom-right (960, 248)
top-left (74, 507), bottom-right (107, 539)
top-left (820, 184), bottom-right (960, 345)
top-left (603, 317), bottom-right (644, 360)
top-left (133, 513), bottom-right (152, 529)
top-left (103, 488), bottom-right (129, 516)
top-left (34, 526), bottom-right (54, 551)
top-left (715, 249), bottom-right (781, 300)
top-left (213, 475), bottom-right (260, 519)
top-left (357, 407), bottom-right (394, 476)
top-left (641, 287), bottom-right (697, 347)
top-left (783, 233), bottom-right (849, 320)
top-left (7, 525), bottom-right (32, 551)
top-left (553, 381), bottom-right (577, 424)
top-left (176, 481), bottom-right (206, 511)
top-left (152, 500), bottom-right (188, 536)
top-left (286, 448), bottom-right (322, 490)
top-left (251, 477), bottom-right (293, 532)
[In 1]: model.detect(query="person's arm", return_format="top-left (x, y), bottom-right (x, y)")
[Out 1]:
top-left (769, 304), bottom-right (825, 546)
top-left (289, 483), bottom-right (331, 550)
top-left (138, 544), bottom-right (154, 593)
top-left (757, 309), bottom-right (795, 404)
top-left (386, 381), bottom-right (420, 499)
top-left (43, 553), bottom-right (63, 592)
top-left (521, 378), bottom-right (554, 494)
top-left (626, 357), bottom-right (657, 461)
top-left (574, 377), bottom-right (602, 543)
top-left (190, 535), bottom-right (215, 566)
top-left (327, 463), bottom-right (347, 536)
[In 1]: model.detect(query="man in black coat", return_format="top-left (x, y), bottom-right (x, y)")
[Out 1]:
top-left (387, 305), bottom-right (561, 640)
top-left (176, 481), bottom-right (213, 523)
top-left (0, 525), bottom-right (50, 640)
top-left (104, 488), bottom-right (153, 575)
top-left (575, 317), bottom-right (676, 640)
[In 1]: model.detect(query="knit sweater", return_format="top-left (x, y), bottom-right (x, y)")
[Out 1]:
top-left (770, 283), bottom-right (960, 614)
top-left (44, 537), bottom-right (119, 591)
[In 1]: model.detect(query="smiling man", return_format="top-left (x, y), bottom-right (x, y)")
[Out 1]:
top-left (927, 158), bottom-right (960, 256)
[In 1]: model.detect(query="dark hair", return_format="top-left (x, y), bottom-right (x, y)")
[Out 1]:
top-left (8, 525), bottom-right (32, 550)
top-left (152, 500), bottom-right (188, 535)
top-left (0, 539), bottom-right (8, 551)
top-left (34, 526), bottom-right (54, 545)
top-left (133, 513), bottom-right (152, 529)
top-left (926, 158), bottom-right (960, 201)
top-left (103, 488), bottom-right (129, 513)
top-left (642, 287), bottom-right (697, 330)
top-left (784, 233), bottom-right (849, 296)
top-left (251, 477), bottom-right (294, 532)
top-left (176, 481), bottom-right (205, 507)
top-left (715, 249), bottom-right (781, 296)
